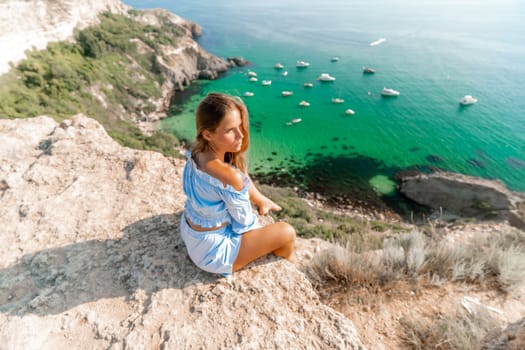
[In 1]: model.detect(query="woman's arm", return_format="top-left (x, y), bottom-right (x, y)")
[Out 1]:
top-left (247, 176), bottom-right (281, 215)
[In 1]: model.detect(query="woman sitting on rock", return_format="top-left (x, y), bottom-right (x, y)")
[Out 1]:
top-left (180, 92), bottom-right (296, 275)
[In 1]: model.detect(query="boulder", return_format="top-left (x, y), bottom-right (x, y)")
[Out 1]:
top-left (397, 171), bottom-right (525, 228)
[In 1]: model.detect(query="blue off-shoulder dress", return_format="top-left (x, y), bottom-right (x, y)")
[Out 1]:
top-left (180, 152), bottom-right (260, 275)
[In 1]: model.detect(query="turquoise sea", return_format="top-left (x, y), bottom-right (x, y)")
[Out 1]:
top-left (126, 0), bottom-right (525, 210)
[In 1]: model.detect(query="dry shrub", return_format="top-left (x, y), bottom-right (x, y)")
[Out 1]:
top-left (307, 229), bottom-right (525, 294)
top-left (400, 305), bottom-right (500, 350)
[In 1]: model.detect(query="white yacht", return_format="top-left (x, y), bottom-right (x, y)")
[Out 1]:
top-left (274, 63), bottom-right (284, 69)
top-left (459, 95), bottom-right (478, 105)
top-left (282, 91), bottom-right (293, 97)
top-left (331, 98), bottom-right (344, 104)
top-left (304, 82), bottom-right (314, 88)
top-left (249, 77), bottom-right (258, 82)
top-left (317, 73), bottom-right (336, 81)
top-left (261, 80), bottom-right (272, 86)
top-left (243, 92), bottom-right (254, 97)
top-left (299, 100), bottom-right (310, 107)
top-left (381, 87), bottom-right (400, 96)
top-left (296, 60), bottom-right (310, 68)
top-left (345, 109), bottom-right (356, 115)
top-left (248, 71), bottom-right (257, 77)
top-left (282, 71), bottom-right (288, 77)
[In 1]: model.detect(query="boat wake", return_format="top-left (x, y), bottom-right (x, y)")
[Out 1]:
top-left (370, 38), bottom-right (386, 46)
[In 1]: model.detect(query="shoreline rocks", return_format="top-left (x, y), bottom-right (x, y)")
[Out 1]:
top-left (397, 170), bottom-right (525, 229)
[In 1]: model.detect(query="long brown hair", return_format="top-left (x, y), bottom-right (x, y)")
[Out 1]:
top-left (191, 92), bottom-right (250, 172)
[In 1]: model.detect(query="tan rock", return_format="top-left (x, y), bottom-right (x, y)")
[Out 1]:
top-left (0, 115), bottom-right (364, 349)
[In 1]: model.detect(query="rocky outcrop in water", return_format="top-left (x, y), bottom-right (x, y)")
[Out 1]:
top-left (397, 171), bottom-right (525, 229)
top-left (0, 115), bottom-right (363, 349)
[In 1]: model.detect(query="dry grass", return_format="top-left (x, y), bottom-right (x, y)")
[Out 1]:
top-left (400, 305), bottom-right (500, 350)
top-left (307, 229), bottom-right (525, 294)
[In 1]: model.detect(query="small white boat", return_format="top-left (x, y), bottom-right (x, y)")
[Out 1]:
top-left (243, 92), bottom-right (254, 97)
top-left (248, 71), bottom-right (257, 77)
top-left (362, 67), bottom-right (376, 74)
top-left (381, 87), bottom-right (400, 96)
top-left (299, 100), bottom-right (310, 107)
top-left (370, 38), bottom-right (386, 46)
top-left (304, 82), bottom-right (314, 88)
top-left (317, 73), bottom-right (336, 81)
top-left (261, 80), bottom-right (272, 86)
top-left (331, 57), bottom-right (340, 62)
top-left (274, 63), bottom-right (284, 69)
top-left (291, 118), bottom-right (302, 124)
top-left (296, 60), bottom-right (310, 68)
top-left (331, 98), bottom-right (344, 104)
top-left (282, 91), bottom-right (293, 97)
top-left (345, 109), bottom-right (355, 115)
top-left (249, 77), bottom-right (258, 82)
top-left (459, 95), bottom-right (478, 105)
top-left (282, 71), bottom-right (288, 77)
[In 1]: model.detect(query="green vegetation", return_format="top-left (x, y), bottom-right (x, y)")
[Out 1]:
top-left (0, 11), bottom-right (183, 156)
top-left (260, 184), bottom-right (410, 249)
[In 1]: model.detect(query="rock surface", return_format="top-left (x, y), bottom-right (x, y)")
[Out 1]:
top-left (0, 115), bottom-right (364, 349)
top-left (397, 171), bottom-right (525, 229)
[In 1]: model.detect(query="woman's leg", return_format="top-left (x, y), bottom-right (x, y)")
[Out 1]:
top-left (232, 221), bottom-right (296, 272)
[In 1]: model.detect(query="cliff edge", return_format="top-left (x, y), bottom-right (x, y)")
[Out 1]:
top-left (0, 115), bottom-right (363, 349)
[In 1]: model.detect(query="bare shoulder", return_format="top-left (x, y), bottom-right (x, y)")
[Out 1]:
top-left (200, 158), bottom-right (245, 191)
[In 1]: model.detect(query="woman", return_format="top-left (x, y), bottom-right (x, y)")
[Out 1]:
top-left (180, 92), bottom-right (296, 275)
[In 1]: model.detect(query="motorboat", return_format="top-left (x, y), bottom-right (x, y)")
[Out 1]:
top-left (331, 57), bottom-right (340, 62)
top-left (261, 80), bottom-right (272, 86)
top-left (274, 63), bottom-right (284, 69)
top-left (317, 73), bottom-right (336, 81)
top-left (345, 109), bottom-right (355, 115)
top-left (249, 77), bottom-right (258, 82)
top-left (282, 71), bottom-right (288, 77)
top-left (331, 98), bottom-right (344, 104)
top-left (362, 67), bottom-right (376, 74)
top-left (243, 92), bottom-right (254, 97)
top-left (304, 82), bottom-right (314, 88)
top-left (370, 38), bottom-right (386, 46)
top-left (381, 87), bottom-right (400, 96)
top-left (248, 71), bottom-right (257, 77)
top-left (299, 100), bottom-right (310, 107)
top-left (296, 60), bottom-right (310, 68)
top-left (282, 91), bottom-right (293, 97)
top-left (291, 118), bottom-right (302, 124)
top-left (459, 95), bottom-right (478, 105)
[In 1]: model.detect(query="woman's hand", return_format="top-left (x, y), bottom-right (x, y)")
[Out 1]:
top-left (256, 196), bottom-right (282, 215)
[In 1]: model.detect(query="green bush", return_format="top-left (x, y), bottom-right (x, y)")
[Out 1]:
top-left (0, 11), bottom-right (182, 156)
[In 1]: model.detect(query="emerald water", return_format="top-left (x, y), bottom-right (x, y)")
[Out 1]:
top-left (126, 0), bottom-right (525, 202)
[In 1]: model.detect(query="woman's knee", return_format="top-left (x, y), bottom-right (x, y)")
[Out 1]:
top-left (276, 221), bottom-right (296, 242)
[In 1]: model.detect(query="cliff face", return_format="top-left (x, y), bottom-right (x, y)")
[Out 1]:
top-left (0, 0), bottom-right (130, 74)
top-left (0, 115), bottom-right (363, 349)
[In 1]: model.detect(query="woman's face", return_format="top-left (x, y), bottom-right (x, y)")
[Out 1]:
top-left (205, 107), bottom-right (244, 154)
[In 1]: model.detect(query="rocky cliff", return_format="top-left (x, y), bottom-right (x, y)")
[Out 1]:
top-left (0, 1), bottom-right (247, 133)
top-left (0, 0), bottom-right (129, 74)
top-left (0, 115), bottom-right (363, 349)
